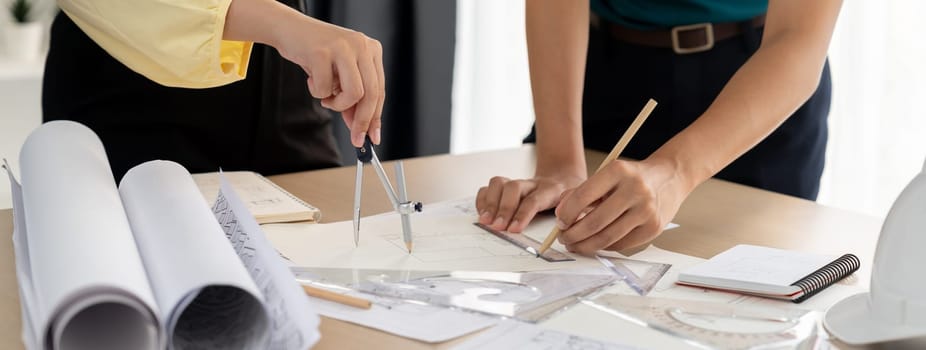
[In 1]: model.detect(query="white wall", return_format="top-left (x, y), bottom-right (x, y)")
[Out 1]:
top-left (451, 1), bottom-right (926, 218)
top-left (0, 60), bottom-right (43, 209)
top-left (0, 0), bottom-right (53, 209)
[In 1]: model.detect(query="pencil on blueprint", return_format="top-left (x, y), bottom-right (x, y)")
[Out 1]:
top-left (302, 284), bottom-right (373, 310)
top-left (537, 98), bottom-right (658, 256)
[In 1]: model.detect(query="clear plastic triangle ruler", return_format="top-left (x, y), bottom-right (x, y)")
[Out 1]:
top-left (290, 267), bottom-right (617, 322)
top-left (583, 294), bottom-right (819, 350)
top-left (596, 255), bottom-right (671, 296)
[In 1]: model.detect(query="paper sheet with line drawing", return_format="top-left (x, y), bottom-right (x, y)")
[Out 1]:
top-left (264, 197), bottom-right (677, 272)
top-left (264, 212), bottom-right (601, 272)
top-left (214, 176), bottom-right (321, 349)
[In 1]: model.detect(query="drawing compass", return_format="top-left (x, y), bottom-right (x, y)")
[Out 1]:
top-left (353, 136), bottom-right (422, 252)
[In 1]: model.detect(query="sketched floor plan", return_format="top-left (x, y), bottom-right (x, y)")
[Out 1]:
top-left (380, 229), bottom-right (536, 263)
top-left (262, 198), bottom-right (596, 272)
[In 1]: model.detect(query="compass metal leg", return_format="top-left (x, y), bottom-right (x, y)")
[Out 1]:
top-left (353, 160), bottom-right (363, 246)
top-left (395, 162), bottom-right (413, 253)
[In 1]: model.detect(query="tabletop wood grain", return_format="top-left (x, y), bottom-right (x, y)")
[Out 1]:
top-left (0, 146), bottom-right (886, 349)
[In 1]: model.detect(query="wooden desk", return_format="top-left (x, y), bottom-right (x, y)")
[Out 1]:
top-left (0, 146), bottom-right (885, 349)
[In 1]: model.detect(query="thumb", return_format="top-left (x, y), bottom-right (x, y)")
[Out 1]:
top-left (554, 188), bottom-right (576, 217)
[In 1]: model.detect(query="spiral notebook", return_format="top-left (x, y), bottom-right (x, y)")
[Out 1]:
top-left (677, 244), bottom-right (860, 303)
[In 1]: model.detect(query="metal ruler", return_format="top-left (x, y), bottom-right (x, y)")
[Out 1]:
top-left (596, 255), bottom-right (670, 296)
top-left (474, 223), bottom-right (574, 262)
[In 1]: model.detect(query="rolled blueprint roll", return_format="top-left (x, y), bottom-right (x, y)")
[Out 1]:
top-left (18, 121), bottom-right (160, 350)
top-left (120, 160), bottom-right (269, 349)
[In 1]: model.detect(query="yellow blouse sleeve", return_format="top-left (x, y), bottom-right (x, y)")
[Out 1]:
top-left (57, 0), bottom-right (253, 88)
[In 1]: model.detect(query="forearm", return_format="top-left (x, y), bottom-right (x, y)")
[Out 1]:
top-left (224, 0), bottom-right (384, 147)
top-left (526, 0), bottom-right (589, 178)
top-left (224, 0), bottom-right (305, 48)
top-left (649, 0), bottom-right (842, 191)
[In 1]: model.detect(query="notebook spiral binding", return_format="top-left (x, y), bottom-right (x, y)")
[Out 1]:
top-left (790, 254), bottom-right (860, 303)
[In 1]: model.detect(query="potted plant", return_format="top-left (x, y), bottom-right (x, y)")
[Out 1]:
top-left (4, 0), bottom-right (44, 61)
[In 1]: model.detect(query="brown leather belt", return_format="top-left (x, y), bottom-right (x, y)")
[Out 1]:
top-left (601, 15), bottom-right (766, 54)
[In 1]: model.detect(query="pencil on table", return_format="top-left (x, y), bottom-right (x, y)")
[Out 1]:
top-left (301, 284), bottom-right (372, 310)
top-left (537, 98), bottom-right (658, 256)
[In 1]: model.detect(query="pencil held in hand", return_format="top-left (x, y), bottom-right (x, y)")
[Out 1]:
top-left (537, 99), bottom-right (658, 256)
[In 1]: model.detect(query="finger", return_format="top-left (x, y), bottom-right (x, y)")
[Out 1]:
top-left (606, 219), bottom-right (662, 252)
top-left (320, 84), bottom-right (341, 108)
top-left (327, 56), bottom-right (364, 113)
top-left (558, 188), bottom-right (576, 205)
top-left (306, 59), bottom-right (335, 100)
top-left (560, 180), bottom-right (639, 245)
top-left (508, 186), bottom-right (559, 233)
top-left (370, 39), bottom-right (385, 144)
top-left (321, 70), bottom-right (341, 110)
top-left (476, 186), bottom-right (490, 222)
top-left (368, 108), bottom-right (382, 145)
top-left (555, 188), bottom-right (600, 231)
top-left (553, 188), bottom-right (576, 222)
top-left (566, 208), bottom-right (648, 256)
top-left (556, 167), bottom-right (625, 228)
top-left (349, 50), bottom-right (380, 147)
top-left (559, 205), bottom-right (616, 246)
top-left (493, 181), bottom-right (537, 231)
top-left (340, 106), bottom-right (356, 137)
top-left (572, 200), bottom-right (601, 226)
top-left (480, 176), bottom-right (509, 225)
top-left (573, 197), bottom-right (602, 220)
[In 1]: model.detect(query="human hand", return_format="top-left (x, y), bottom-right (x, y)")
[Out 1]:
top-left (475, 174), bottom-right (585, 233)
top-left (273, 17), bottom-right (385, 147)
top-left (554, 158), bottom-right (691, 255)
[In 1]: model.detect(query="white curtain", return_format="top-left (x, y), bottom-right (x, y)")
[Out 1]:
top-left (451, 1), bottom-right (926, 218)
top-left (819, 1), bottom-right (926, 217)
top-left (451, 0), bottom-right (534, 153)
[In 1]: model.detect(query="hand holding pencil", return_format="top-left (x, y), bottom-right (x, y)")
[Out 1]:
top-left (539, 99), bottom-right (688, 256)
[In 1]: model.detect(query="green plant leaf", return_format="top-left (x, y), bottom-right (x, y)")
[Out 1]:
top-left (10, 0), bottom-right (32, 23)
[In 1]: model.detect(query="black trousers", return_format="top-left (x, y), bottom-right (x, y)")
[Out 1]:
top-left (42, 9), bottom-right (341, 182)
top-left (526, 22), bottom-right (831, 200)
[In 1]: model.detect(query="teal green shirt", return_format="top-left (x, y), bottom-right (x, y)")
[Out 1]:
top-left (591, 0), bottom-right (767, 30)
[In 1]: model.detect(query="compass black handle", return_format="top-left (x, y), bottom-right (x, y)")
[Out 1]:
top-left (355, 136), bottom-right (374, 163)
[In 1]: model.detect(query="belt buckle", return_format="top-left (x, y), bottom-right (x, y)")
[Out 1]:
top-left (671, 22), bottom-right (714, 54)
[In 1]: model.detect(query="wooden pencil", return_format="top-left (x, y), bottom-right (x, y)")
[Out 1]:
top-left (302, 284), bottom-right (372, 310)
top-left (537, 98), bottom-right (658, 256)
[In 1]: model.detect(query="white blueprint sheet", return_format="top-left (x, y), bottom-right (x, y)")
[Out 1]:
top-left (265, 196), bottom-right (676, 272)
top-left (216, 175), bottom-right (321, 349)
top-left (453, 319), bottom-right (637, 350)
